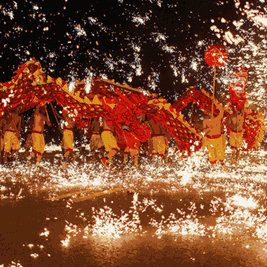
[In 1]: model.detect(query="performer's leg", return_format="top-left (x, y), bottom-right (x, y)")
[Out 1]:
top-left (64, 150), bottom-right (71, 161)
top-left (216, 137), bottom-right (225, 167)
top-left (133, 154), bottom-right (139, 166)
top-left (107, 148), bottom-right (118, 164)
top-left (123, 148), bottom-right (130, 165)
top-left (27, 151), bottom-right (35, 161)
top-left (36, 153), bottom-right (43, 164)
top-left (3, 132), bottom-right (11, 164)
top-left (3, 152), bottom-right (9, 164)
top-left (27, 133), bottom-right (37, 161)
top-left (35, 134), bottom-right (45, 165)
top-left (158, 154), bottom-right (164, 165)
top-left (207, 139), bottom-right (216, 166)
top-left (235, 149), bottom-right (241, 163)
top-left (157, 136), bottom-right (166, 165)
top-left (130, 148), bottom-right (139, 166)
top-left (235, 133), bottom-right (243, 163)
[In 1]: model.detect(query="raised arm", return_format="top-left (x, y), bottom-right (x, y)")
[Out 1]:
top-left (212, 98), bottom-right (224, 119)
top-left (34, 103), bottom-right (41, 115)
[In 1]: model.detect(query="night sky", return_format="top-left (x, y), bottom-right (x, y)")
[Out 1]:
top-left (1, 0), bottom-right (267, 105)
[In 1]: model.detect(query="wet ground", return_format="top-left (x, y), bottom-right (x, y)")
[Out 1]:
top-left (1, 146), bottom-right (267, 266)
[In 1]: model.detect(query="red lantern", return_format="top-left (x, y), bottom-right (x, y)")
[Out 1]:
top-left (205, 44), bottom-right (228, 68)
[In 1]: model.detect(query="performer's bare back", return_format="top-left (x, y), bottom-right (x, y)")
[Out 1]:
top-left (5, 113), bottom-right (21, 131)
top-left (33, 113), bottom-right (48, 132)
top-left (203, 115), bottom-right (222, 136)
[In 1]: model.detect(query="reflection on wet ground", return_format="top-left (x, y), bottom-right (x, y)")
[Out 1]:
top-left (1, 189), bottom-right (267, 267)
top-left (1, 147), bottom-right (267, 266)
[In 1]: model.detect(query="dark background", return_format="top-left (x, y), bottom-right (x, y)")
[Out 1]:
top-left (2, 0), bottom-right (263, 104)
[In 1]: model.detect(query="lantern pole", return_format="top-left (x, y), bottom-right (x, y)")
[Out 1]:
top-left (190, 102), bottom-right (195, 124)
top-left (212, 66), bottom-right (216, 119)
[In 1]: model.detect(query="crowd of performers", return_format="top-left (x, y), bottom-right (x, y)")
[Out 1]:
top-left (0, 96), bottom-right (257, 169)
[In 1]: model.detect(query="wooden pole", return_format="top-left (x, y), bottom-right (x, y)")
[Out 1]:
top-left (190, 102), bottom-right (194, 124)
top-left (49, 103), bottom-right (62, 133)
top-left (212, 66), bottom-right (216, 119)
top-left (44, 104), bottom-right (50, 122)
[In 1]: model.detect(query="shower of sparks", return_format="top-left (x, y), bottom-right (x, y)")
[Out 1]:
top-left (1, 0), bottom-right (267, 107)
top-left (2, 144), bottom-right (267, 265)
top-left (1, 1), bottom-right (267, 265)
top-left (229, 194), bottom-right (259, 209)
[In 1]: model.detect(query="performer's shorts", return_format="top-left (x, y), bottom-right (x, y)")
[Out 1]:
top-left (124, 146), bottom-right (139, 156)
top-left (62, 129), bottom-right (74, 152)
top-left (90, 133), bottom-right (104, 151)
top-left (101, 130), bottom-right (120, 152)
top-left (206, 135), bottom-right (225, 164)
top-left (221, 133), bottom-right (227, 151)
top-left (32, 132), bottom-right (45, 155)
top-left (164, 136), bottom-right (169, 152)
top-left (4, 131), bottom-right (20, 152)
top-left (229, 130), bottom-right (243, 149)
top-left (152, 136), bottom-right (166, 156)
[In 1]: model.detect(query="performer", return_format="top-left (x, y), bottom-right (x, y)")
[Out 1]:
top-left (3, 106), bottom-right (22, 164)
top-left (123, 114), bottom-right (147, 167)
top-left (3, 107), bottom-right (21, 163)
top-left (27, 103), bottom-right (52, 165)
top-left (24, 114), bottom-right (34, 156)
top-left (89, 117), bottom-right (104, 161)
top-left (0, 114), bottom-right (7, 163)
top-left (202, 99), bottom-right (225, 167)
top-left (146, 116), bottom-right (169, 165)
top-left (100, 117), bottom-right (120, 168)
top-left (61, 110), bottom-right (76, 163)
top-left (122, 125), bottom-right (139, 167)
top-left (228, 105), bottom-right (245, 164)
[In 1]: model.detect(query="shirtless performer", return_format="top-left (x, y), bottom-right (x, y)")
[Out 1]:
top-left (146, 116), bottom-right (169, 165)
top-left (24, 114), bottom-right (34, 155)
top-left (202, 99), bottom-right (225, 167)
top-left (228, 105), bottom-right (245, 164)
top-left (27, 103), bottom-right (52, 165)
top-left (100, 117), bottom-right (120, 168)
top-left (3, 106), bottom-right (22, 164)
top-left (61, 110), bottom-right (76, 163)
top-left (123, 114), bottom-right (146, 167)
top-left (89, 117), bottom-right (104, 161)
top-left (122, 125), bottom-right (140, 167)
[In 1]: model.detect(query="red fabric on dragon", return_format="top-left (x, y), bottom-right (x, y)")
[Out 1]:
top-left (104, 96), bottom-right (151, 150)
top-left (172, 86), bottom-right (221, 116)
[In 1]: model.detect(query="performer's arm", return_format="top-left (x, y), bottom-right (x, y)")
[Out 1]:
top-left (44, 106), bottom-right (52, 127)
top-left (212, 98), bottom-right (224, 120)
top-left (35, 103), bottom-right (41, 114)
top-left (202, 120), bottom-right (211, 135)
